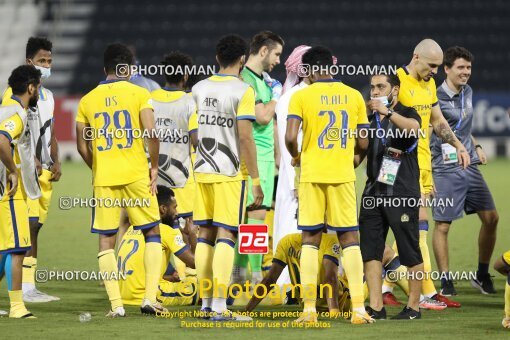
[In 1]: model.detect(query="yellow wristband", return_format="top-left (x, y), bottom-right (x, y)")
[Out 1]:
top-left (252, 178), bottom-right (260, 186)
top-left (292, 154), bottom-right (301, 163)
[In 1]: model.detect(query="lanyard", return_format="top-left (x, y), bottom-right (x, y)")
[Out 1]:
top-left (375, 112), bottom-right (418, 153)
top-left (453, 89), bottom-right (464, 133)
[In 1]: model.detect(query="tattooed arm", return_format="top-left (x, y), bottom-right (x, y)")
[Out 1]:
top-left (430, 105), bottom-right (470, 168)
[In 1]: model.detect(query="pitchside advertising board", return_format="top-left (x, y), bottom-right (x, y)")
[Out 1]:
top-left (53, 94), bottom-right (510, 160)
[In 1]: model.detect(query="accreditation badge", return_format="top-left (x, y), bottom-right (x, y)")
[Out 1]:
top-left (441, 143), bottom-right (458, 164)
top-left (377, 147), bottom-right (402, 186)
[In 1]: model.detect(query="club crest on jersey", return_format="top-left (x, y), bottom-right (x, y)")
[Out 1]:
top-left (332, 244), bottom-right (341, 255)
top-left (401, 214), bottom-right (409, 222)
top-left (3, 121), bottom-right (15, 131)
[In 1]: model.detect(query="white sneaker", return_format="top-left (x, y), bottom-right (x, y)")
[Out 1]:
top-left (251, 271), bottom-right (263, 285)
top-left (0, 310), bottom-right (7, 317)
top-left (105, 306), bottom-right (126, 318)
top-left (23, 289), bottom-right (53, 303)
top-left (140, 298), bottom-right (168, 315)
top-left (34, 288), bottom-right (60, 301)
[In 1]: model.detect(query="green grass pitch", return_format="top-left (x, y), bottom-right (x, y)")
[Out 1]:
top-left (1, 160), bottom-right (509, 339)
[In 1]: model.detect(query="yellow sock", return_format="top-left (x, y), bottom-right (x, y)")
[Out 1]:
top-left (144, 238), bottom-right (163, 304)
top-left (213, 239), bottom-right (235, 299)
top-left (9, 290), bottom-right (30, 318)
top-left (173, 255), bottom-right (187, 280)
top-left (395, 265), bottom-right (410, 295)
top-left (22, 256), bottom-right (36, 285)
top-left (196, 239), bottom-right (214, 299)
top-left (383, 244), bottom-right (398, 291)
top-left (98, 249), bottom-right (122, 310)
top-left (505, 280), bottom-right (510, 318)
top-left (419, 230), bottom-right (436, 296)
top-left (300, 245), bottom-right (319, 311)
top-left (342, 245), bottom-right (365, 310)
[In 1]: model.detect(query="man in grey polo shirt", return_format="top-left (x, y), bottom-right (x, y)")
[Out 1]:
top-left (431, 46), bottom-right (499, 296)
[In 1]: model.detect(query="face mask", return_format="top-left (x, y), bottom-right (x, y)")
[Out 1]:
top-left (34, 65), bottom-right (51, 79)
top-left (371, 87), bottom-right (395, 108)
top-left (371, 95), bottom-right (389, 107)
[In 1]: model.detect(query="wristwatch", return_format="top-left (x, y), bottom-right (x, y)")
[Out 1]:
top-left (386, 109), bottom-right (394, 119)
top-left (475, 144), bottom-right (482, 149)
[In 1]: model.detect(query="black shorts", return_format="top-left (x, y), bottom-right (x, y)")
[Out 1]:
top-left (359, 197), bottom-right (422, 267)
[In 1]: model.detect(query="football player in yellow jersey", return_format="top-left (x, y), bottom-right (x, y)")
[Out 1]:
top-left (192, 35), bottom-right (263, 321)
top-left (245, 233), bottom-right (342, 315)
top-left (118, 186), bottom-right (198, 306)
top-left (391, 39), bottom-right (469, 309)
top-left (245, 235), bottom-right (404, 317)
top-left (286, 46), bottom-right (371, 324)
top-left (0, 65), bottom-right (42, 318)
top-left (494, 251), bottom-right (510, 328)
top-left (76, 43), bottom-right (164, 317)
top-left (0, 37), bottom-right (62, 303)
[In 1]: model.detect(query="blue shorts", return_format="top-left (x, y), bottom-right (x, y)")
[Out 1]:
top-left (432, 165), bottom-right (495, 222)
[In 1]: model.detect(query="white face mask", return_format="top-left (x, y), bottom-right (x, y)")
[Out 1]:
top-left (371, 95), bottom-right (389, 106)
top-left (34, 65), bottom-right (51, 79)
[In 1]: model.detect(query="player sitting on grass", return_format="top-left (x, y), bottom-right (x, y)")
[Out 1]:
top-left (243, 233), bottom-right (402, 320)
top-left (118, 185), bottom-right (198, 307)
top-left (493, 251), bottom-right (510, 329)
top-left (244, 232), bottom-right (344, 317)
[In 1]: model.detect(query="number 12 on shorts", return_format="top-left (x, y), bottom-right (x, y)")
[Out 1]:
top-left (238, 224), bottom-right (269, 254)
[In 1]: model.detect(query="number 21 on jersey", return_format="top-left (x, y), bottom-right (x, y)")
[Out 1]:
top-left (317, 110), bottom-right (348, 149)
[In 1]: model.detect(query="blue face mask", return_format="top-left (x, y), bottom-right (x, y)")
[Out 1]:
top-left (34, 65), bottom-right (51, 79)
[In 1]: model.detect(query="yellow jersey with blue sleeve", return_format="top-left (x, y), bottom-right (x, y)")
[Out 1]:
top-left (75, 79), bottom-right (154, 187)
top-left (288, 79), bottom-right (366, 231)
top-left (287, 79), bottom-right (369, 183)
top-left (0, 95), bottom-right (27, 201)
top-left (272, 233), bottom-right (340, 287)
top-left (397, 66), bottom-right (438, 171)
top-left (0, 95), bottom-right (31, 253)
top-left (118, 224), bottom-right (189, 305)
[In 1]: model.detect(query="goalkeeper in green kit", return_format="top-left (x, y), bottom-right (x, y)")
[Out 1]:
top-left (232, 31), bottom-right (284, 285)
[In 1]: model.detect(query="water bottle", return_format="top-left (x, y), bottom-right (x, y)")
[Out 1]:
top-left (79, 312), bottom-right (92, 322)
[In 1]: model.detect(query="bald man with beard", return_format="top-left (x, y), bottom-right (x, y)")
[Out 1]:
top-left (382, 39), bottom-right (470, 310)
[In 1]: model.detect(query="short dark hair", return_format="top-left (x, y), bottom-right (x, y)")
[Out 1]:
top-left (216, 34), bottom-right (248, 68)
top-left (161, 51), bottom-right (193, 84)
top-left (249, 31), bottom-right (284, 55)
top-left (26, 37), bottom-right (52, 59)
top-left (156, 185), bottom-right (175, 206)
top-left (103, 43), bottom-right (134, 74)
top-left (302, 46), bottom-right (334, 68)
top-left (370, 73), bottom-right (400, 88)
top-left (443, 46), bottom-right (474, 68)
top-left (8, 65), bottom-right (41, 96)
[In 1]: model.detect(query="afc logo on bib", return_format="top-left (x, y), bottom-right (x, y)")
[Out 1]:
top-left (238, 224), bottom-right (269, 254)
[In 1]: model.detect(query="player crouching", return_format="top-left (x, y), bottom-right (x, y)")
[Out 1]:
top-left (118, 186), bottom-right (198, 309)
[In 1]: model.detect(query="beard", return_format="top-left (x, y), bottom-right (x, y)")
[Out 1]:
top-left (28, 94), bottom-right (38, 108)
top-left (162, 215), bottom-right (175, 228)
top-left (262, 55), bottom-right (272, 72)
